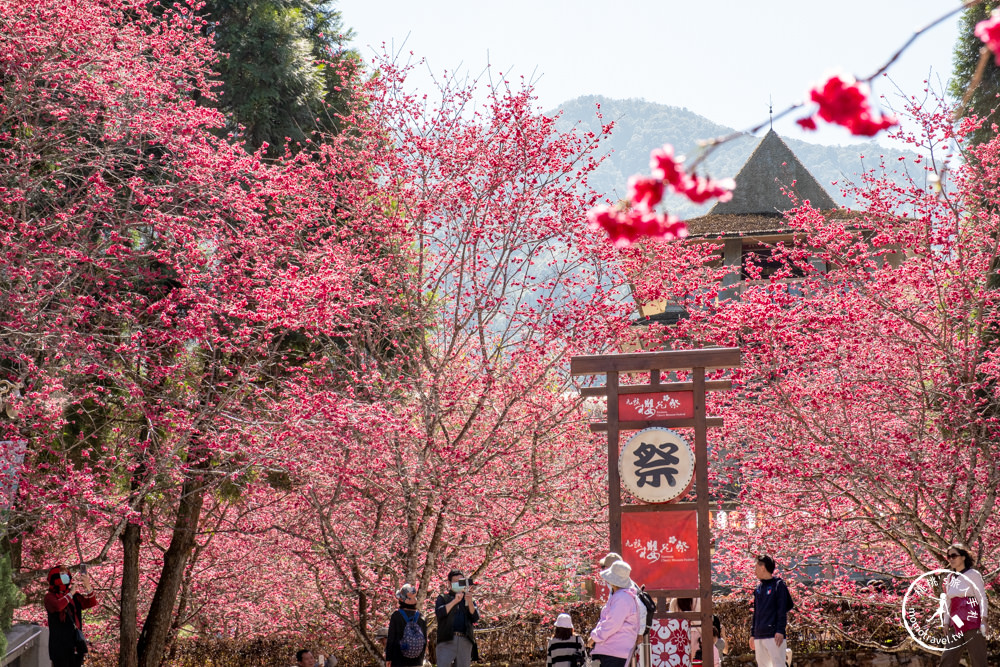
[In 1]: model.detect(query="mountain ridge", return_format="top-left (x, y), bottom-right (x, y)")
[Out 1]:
top-left (551, 95), bottom-right (920, 219)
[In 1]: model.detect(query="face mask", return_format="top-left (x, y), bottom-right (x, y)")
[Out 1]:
top-left (60, 573), bottom-right (71, 585)
top-left (451, 582), bottom-right (462, 593)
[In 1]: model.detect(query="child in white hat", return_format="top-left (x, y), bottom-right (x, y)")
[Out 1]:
top-left (546, 613), bottom-right (586, 667)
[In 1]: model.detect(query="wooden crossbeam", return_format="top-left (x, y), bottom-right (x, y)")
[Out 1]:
top-left (588, 417), bottom-right (724, 432)
top-left (580, 380), bottom-right (732, 397)
top-left (571, 348), bottom-right (741, 375)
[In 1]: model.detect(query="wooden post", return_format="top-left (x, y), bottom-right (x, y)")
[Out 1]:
top-left (607, 370), bottom-right (621, 554)
top-left (693, 366), bottom-right (714, 667)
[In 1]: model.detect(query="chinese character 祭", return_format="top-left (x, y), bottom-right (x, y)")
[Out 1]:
top-left (632, 441), bottom-right (680, 488)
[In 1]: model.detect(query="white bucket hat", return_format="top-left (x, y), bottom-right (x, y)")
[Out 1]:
top-left (600, 560), bottom-right (633, 589)
top-left (555, 613), bottom-right (573, 629)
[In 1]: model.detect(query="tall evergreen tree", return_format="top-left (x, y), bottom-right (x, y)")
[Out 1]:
top-left (0, 554), bottom-right (23, 657)
top-left (202, 0), bottom-right (358, 155)
top-left (951, 1), bottom-right (1000, 146)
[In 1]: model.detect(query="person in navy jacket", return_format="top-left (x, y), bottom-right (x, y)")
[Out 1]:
top-left (750, 556), bottom-right (793, 667)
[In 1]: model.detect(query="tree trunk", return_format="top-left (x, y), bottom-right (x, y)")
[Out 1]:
top-left (120, 455), bottom-right (148, 667)
top-left (136, 452), bottom-right (210, 667)
top-left (165, 560), bottom-right (196, 666)
top-left (118, 517), bottom-right (141, 667)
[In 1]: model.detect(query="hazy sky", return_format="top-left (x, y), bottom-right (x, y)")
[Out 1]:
top-left (340, 1), bottom-right (965, 148)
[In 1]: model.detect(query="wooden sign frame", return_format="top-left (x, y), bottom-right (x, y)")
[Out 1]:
top-left (571, 348), bottom-right (741, 667)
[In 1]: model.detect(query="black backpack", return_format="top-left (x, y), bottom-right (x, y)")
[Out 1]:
top-left (781, 579), bottom-right (795, 611)
top-left (636, 586), bottom-right (656, 636)
top-left (398, 610), bottom-right (425, 659)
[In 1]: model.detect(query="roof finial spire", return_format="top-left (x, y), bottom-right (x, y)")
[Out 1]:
top-left (769, 95), bottom-right (773, 130)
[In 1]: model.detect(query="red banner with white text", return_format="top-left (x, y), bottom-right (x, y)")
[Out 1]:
top-left (621, 510), bottom-right (699, 590)
top-left (618, 392), bottom-right (694, 421)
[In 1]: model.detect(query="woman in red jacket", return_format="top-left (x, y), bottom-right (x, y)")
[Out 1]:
top-left (43, 565), bottom-right (98, 667)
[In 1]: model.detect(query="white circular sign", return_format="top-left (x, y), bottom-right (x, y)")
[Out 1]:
top-left (619, 428), bottom-right (695, 503)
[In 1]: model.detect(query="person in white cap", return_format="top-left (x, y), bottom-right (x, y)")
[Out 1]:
top-left (546, 613), bottom-right (585, 667)
top-left (587, 560), bottom-right (640, 667)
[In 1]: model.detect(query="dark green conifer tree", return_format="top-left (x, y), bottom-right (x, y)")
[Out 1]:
top-left (202, 0), bottom-right (358, 155)
top-left (0, 554), bottom-right (24, 656)
top-left (951, 1), bottom-right (1000, 146)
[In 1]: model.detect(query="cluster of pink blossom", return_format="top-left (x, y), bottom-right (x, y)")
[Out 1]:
top-left (976, 9), bottom-right (1000, 64)
top-left (587, 206), bottom-right (687, 248)
top-left (647, 145), bottom-right (736, 205)
top-left (624, 93), bottom-right (1000, 639)
top-left (796, 74), bottom-right (897, 136)
top-left (588, 144), bottom-right (733, 247)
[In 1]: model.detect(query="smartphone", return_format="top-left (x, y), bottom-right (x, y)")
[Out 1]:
top-left (79, 564), bottom-right (87, 574)
top-left (457, 578), bottom-right (472, 589)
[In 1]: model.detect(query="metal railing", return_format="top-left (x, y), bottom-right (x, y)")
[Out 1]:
top-left (2, 624), bottom-right (43, 667)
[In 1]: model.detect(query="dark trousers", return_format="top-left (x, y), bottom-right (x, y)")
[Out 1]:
top-left (51, 654), bottom-right (85, 667)
top-left (592, 654), bottom-right (627, 667)
top-left (436, 635), bottom-right (474, 667)
top-left (940, 629), bottom-right (987, 667)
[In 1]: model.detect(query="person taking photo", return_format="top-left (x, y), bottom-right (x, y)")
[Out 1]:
top-left (435, 569), bottom-right (480, 667)
top-left (44, 565), bottom-right (98, 667)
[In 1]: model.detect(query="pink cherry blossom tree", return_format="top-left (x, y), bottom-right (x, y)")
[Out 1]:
top-left (246, 56), bottom-right (639, 658)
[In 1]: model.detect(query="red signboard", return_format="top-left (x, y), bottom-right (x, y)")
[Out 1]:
top-left (621, 510), bottom-right (699, 590)
top-left (618, 392), bottom-right (694, 421)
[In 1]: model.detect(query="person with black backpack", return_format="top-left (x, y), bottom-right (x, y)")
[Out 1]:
top-left (633, 585), bottom-right (655, 667)
top-left (386, 584), bottom-right (427, 667)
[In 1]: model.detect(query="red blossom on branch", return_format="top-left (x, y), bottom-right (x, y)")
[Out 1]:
top-left (976, 10), bottom-right (1000, 64)
top-left (682, 171), bottom-right (736, 204)
top-left (649, 145), bottom-right (689, 193)
top-left (591, 145), bottom-right (732, 247)
top-left (795, 116), bottom-right (818, 131)
top-left (587, 205), bottom-right (687, 248)
top-left (627, 175), bottom-right (665, 210)
top-left (649, 145), bottom-right (735, 205)
top-left (797, 74), bottom-right (897, 137)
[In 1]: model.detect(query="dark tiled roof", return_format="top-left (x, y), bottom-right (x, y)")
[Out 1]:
top-left (685, 209), bottom-right (863, 238)
top-left (708, 129), bottom-right (837, 215)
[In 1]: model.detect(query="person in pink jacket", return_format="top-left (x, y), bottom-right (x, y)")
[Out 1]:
top-left (587, 560), bottom-right (640, 667)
